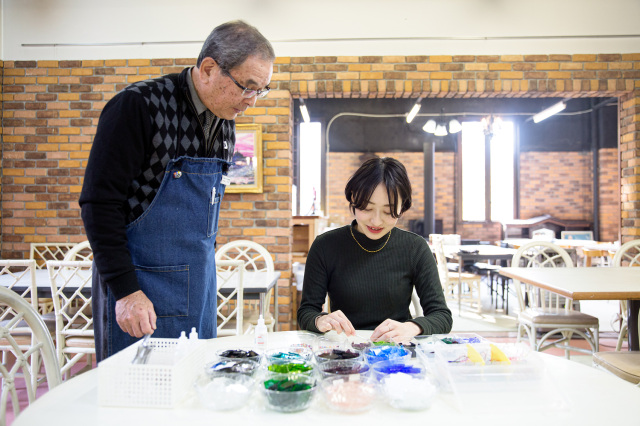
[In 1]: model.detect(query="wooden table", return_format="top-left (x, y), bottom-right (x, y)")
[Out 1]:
top-left (499, 267), bottom-right (640, 350)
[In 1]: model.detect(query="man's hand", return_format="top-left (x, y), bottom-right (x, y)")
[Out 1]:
top-left (115, 290), bottom-right (157, 337)
top-left (315, 310), bottom-right (356, 336)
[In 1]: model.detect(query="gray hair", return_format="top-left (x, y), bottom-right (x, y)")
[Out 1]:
top-left (197, 20), bottom-right (275, 70)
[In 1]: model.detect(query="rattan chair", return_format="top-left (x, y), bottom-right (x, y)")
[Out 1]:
top-left (0, 286), bottom-right (61, 424)
top-left (215, 240), bottom-right (276, 333)
top-left (512, 241), bottom-right (599, 359)
top-left (216, 260), bottom-right (245, 336)
top-left (432, 235), bottom-right (482, 313)
top-left (62, 241), bottom-right (93, 262)
top-left (611, 239), bottom-right (640, 351)
top-left (46, 260), bottom-right (94, 379)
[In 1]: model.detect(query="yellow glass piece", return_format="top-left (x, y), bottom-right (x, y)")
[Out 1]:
top-left (490, 344), bottom-right (511, 364)
top-left (466, 344), bottom-right (485, 365)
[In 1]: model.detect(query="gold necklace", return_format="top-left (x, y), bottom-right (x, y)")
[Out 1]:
top-left (350, 226), bottom-right (392, 253)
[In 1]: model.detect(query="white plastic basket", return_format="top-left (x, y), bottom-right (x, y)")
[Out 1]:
top-left (98, 338), bottom-right (206, 408)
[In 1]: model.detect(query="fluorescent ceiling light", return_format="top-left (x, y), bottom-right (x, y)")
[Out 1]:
top-left (423, 119), bottom-right (437, 133)
top-left (533, 101), bottom-right (566, 123)
top-left (299, 98), bottom-right (310, 123)
top-left (406, 98), bottom-right (422, 123)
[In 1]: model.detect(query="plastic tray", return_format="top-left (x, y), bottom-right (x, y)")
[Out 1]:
top-left (98, 338), bottom-right (206, 408)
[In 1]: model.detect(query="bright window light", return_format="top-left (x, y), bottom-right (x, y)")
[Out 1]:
top-left (490, 121), bottom-right (515, 222)
top-left (299, 122), bottom-right (322, 215)
top-left (461, 122), bottom-right (485, 221)
top-left (461, 120), bottom-right (515, 222)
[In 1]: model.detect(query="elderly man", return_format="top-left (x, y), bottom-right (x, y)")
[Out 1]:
top-left (80, 21), bottom-right (275, 360)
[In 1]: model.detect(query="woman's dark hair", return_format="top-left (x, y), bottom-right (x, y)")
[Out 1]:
top-left (345, 157), bottom-right (412, 219)
top-left (197, 20), bottom-right (275, 69)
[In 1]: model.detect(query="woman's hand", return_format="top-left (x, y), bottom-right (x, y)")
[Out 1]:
top-left (315, 310), bottom-right (356, 336)
top-left (370, 319), bottom-right (421, 342)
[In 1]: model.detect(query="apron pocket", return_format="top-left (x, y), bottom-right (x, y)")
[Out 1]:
top-left (207, 189), bottom-right (222, 238)
top-left (134, 264), bottom-right (189, 317)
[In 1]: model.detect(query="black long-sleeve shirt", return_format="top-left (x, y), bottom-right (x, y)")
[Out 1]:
top-left (297, 221), bottom-right (453, 334)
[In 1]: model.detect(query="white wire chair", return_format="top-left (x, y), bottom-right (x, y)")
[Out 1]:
top-left (46, 260), bottom-right (94, 378)
top-left (0, 260), bottom-right (42, 391)
top-left (29, 243), bottom-right (77, 269)
top-left (62, 241), bottom-right (93, 262)
top-left (611, 239), bottom-right (640, 351)
top-left (512, 241), bottom-right (599, 359)
top-left (0, 286), bottom-right (61, 425)
top-left (216, 260), bottom-right (245, 337)
top-left (215, 240), bottom-right (276, 333)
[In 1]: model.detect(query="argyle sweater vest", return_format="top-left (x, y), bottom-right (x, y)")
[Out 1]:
top-left (123, 69), bottom-right (235, 222)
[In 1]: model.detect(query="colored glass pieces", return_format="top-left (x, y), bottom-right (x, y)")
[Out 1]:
top-left (264, 378), bottom-right (313, 392)
top-left (365, 345), bottom-right (410, 363)
top-left (208, 360), bottom-right (257, 375)
top-left (441, 336), bottom-right (482, 344)
top-left (351, 342), bottom-right (371, 351)
top-left (317, 349), bottom-right (360, 360)
top-left (270, 351), bottom-right (304, 360)
top-left (219, 349), bottom-right (259, 359)
top-left (267, 362), bottom-right (313, 374)
top-left (376, 363), bottom-right (423, 375)
top-left (322, 364), bottom-right (368, 375)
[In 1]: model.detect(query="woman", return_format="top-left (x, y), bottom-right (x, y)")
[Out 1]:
top-left (297, 157), bottom-right (452, 342)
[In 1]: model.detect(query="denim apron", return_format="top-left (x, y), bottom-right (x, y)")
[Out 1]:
top-left (94, 156), bottom-right (229, 359)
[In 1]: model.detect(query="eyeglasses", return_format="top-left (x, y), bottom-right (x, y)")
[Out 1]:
top-left (222, 68), bottom-right (271, 99)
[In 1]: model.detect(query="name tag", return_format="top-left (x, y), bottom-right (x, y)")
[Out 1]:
top-left (221, 176), bottom-right (231, 186)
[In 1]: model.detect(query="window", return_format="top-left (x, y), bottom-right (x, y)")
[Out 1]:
top-left (461, 120), bottom-right (515, 222)
top-left (297, 122), bottom-right (323, 216)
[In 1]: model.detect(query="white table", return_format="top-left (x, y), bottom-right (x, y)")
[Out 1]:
top-left (218, 271), bottom-right (281, 329)
top-left (0, 269), bottom-right (279, 325)
top-left (15, 331), bottom-right (640, 426)
top-left (500, 267), bottom-right (640, 350)
top-left (0, 269), bottom-right (88, 300)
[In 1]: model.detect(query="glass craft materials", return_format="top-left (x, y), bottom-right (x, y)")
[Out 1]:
top-left (216, 348), bottom-right (261, 362)
top-left (364, 345), bottom-right (411, 364)
top-left (291, 331), bottom-right (318, 352)
top-left (194, 373), bottom-right (254, 411)
top-left (351, 341), bottom-right (372, 351)
top-left (262, 374), bottom-right (317, 412)
top-left (319, 360), bottom-right (371, 378)
top-left (206, 359), bottom-right (259, 377)
top-left (267, 360), bottom-right (314, 375)
top-left (372, 359), bottom-right (427, 382)
top-left (314, 348), bottom-right (362, 363)
top-left (317, 334), bottom-right (347, 350)
top-left (320, 376), bottom-right (378, 413)
top-left (265, 347), bottom-right (312, 363)
top-left (285, 344), bottom-right (314, 361)
top-left (381, 373), bottom-right (437, 410)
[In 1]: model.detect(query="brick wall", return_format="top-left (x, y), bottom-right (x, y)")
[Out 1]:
top-left (599, 148), bottom-right (620, 242)
top-left (519, 149), bottom-right (619, 240)
top-left (2, 53), bottom-right (640, 331)
top-left (329, 148), bottom-right (619, 243)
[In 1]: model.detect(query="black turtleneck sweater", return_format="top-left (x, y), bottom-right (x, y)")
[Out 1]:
top-left (297, 221), bottom-right (452, 334)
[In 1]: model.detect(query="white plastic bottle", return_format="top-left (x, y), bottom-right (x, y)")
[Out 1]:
top-left (254, 315), bottom-right (268, 350)
top-left (189, 327), bottom-right (199, 351)
top-left (174, 331), bottom-right (188, 362)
